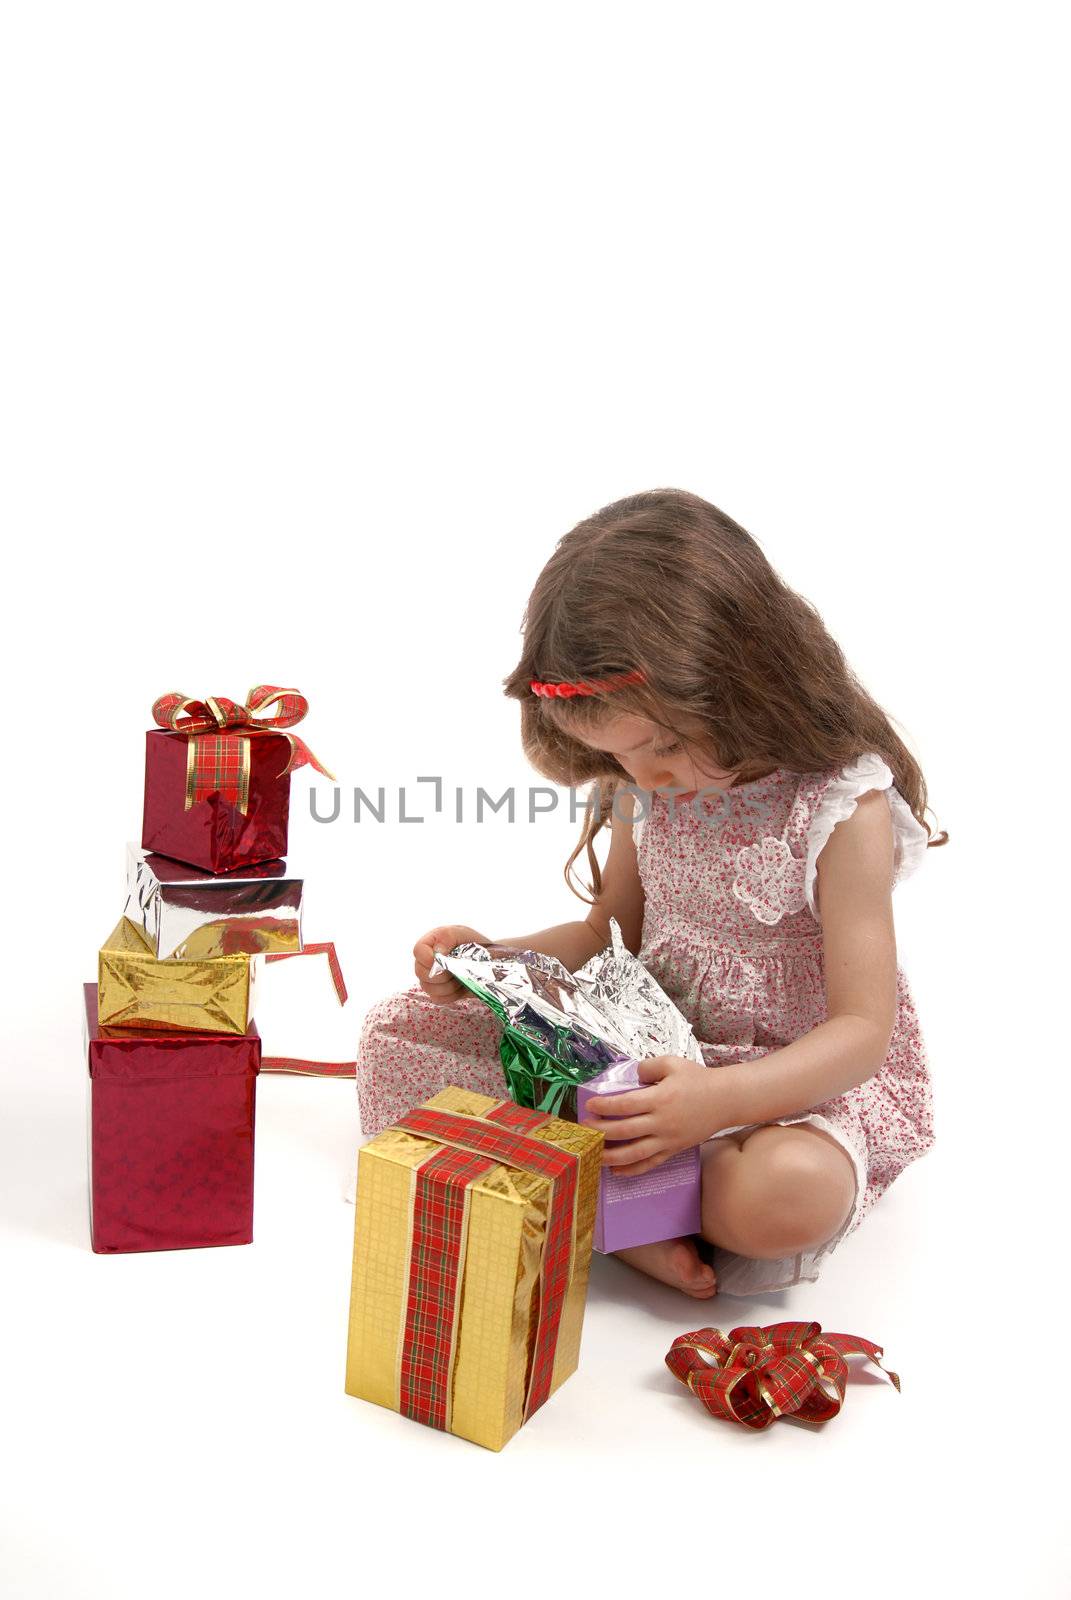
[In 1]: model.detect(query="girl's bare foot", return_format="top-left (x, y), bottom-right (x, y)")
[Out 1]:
top-left (613, 1236), bottom-right (718, 1298)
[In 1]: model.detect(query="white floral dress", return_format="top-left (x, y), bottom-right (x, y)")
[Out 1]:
top-left (354, 753), bottom-right (936, 1295)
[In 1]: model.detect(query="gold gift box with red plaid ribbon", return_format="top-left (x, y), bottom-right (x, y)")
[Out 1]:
top-left (345, 1087), bottom-right (602, 1451)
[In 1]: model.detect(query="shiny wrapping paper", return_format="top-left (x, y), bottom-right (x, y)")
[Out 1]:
top-left (98, 916), bottom-right (256, 1034)
top-left (430, 916), bottom-right (705, 1117)
top-left (141, 728), bottom-right (291, 873)
top-left (345, 1086), bottom-right (602, 1451)
top-left (124, 842), bottom-right (303, 959)
top-left (83, 982), bottom-right (260, 1253)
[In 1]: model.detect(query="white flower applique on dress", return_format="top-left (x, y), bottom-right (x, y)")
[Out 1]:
top-left (731, 835), bottom-right (808, 926)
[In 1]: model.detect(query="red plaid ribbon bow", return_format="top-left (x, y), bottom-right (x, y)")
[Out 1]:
top-left (152, 685), bottom-right (334, 813)
top-left (666, 1321), bottom-right (900, 1430)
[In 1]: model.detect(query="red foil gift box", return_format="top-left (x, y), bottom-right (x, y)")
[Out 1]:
top-left (83, 982), bottom-right (261, 1254)
top-left (141, 728), bottom-right (291, 874)
top-left (140, 686), bottom-right (333, 873)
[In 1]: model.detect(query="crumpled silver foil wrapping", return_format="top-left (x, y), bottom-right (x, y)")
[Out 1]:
top-left (430, 915), bottom-right (704, 1103)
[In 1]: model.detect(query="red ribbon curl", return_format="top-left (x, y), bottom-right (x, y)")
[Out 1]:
top-left (666, 1321), bottom-right (900, 1430)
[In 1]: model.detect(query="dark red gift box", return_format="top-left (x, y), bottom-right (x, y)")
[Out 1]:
top-left (83, 982), bottom-right (261, 1254)
top-left (141, 728), bottom-right (291, 873)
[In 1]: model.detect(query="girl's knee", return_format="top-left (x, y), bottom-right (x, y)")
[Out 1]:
top-left (357, 990), bottom-right (411, 1049)
top-left (702, 1126), bottom-right (857, 1258)
top-left (359, 984), bottom-right (461, 1045)
top-left (359, 992), bottom-right (400, 1031)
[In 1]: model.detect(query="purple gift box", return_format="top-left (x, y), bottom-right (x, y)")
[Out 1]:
top-left (576, 1057), bottom-right (703, 1253)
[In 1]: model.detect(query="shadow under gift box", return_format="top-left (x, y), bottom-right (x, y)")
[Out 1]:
top-left (83, 983), bottom-right (260, 1253)
top-left (124, 843), bottom-right (303, 960)
top-left (141, 727), bottom-right (291, 873)
top-left (98, 916), bottom-right (256, 1034)
top-left (345, 1087), bottom-right (603, 1451)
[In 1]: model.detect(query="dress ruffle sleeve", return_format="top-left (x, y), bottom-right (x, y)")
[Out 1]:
top-left (803, 752), bottom-right (929, 922)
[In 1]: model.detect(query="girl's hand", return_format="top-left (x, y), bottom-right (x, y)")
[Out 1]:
top-left (581, 1055), bottom-right (736, 1177)
top-left (413, 924), bottom-right (492, 1004)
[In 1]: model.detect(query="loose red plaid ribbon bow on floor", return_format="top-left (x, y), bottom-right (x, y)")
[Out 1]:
top-left (152, 685), bottom-right (334, 813)
top-left (666, 1321), bottom-right (900, 1430)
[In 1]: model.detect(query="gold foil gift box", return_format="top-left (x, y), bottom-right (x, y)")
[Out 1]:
top-left (345, 1086), bottom-right (602, 1451)
top-left (97, 916), bottom-right (256, 1035)
top-left (123, 843), bottom-right (303, 960)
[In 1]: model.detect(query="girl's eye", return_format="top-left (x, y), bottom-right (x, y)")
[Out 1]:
top-left (655, 741), bottom-right (682, 756)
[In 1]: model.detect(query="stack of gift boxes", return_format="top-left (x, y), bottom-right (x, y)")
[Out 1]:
top-left (81, 689), bottom-right (702, 1451)
top-left (83, 688), bottom-right (335, 1255)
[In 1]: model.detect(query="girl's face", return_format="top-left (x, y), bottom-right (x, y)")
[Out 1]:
top-left (572, 712), bottom-right (741, 796)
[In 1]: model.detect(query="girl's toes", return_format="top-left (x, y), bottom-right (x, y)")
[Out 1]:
top-left (613, 1237), bottom-right (718, 1297)
top-left (684, 1265), bottom-right (718, 1298)
top-left (668, 1240), bottom-right (718, 1297)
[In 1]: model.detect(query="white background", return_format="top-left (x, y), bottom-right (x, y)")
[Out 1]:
top-left (1, 4), bottom-right (1067, 1596)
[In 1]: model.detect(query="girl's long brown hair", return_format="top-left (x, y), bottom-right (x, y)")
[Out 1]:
top-left (503, 488), bottom-right (948, 904)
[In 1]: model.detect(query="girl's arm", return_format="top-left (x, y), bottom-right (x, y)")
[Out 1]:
top-left (718, 787), bottom-right (899, 1125)
top-left (492, 788), bottom-right (646, 971)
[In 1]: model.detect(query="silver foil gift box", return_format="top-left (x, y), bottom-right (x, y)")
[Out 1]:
top-left (123, 843), bottom-right (304, 960)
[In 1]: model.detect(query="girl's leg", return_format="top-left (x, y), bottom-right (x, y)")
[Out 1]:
top-left (700, 1122), bottom-right (857, 1258)
top-left (613, 1122), bottom-right (856, 1298)
top-left (356, 985), bottom-right (509, 1138)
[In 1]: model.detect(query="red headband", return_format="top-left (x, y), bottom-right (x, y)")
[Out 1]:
top-left (529, 668), bottom-right (646, 699)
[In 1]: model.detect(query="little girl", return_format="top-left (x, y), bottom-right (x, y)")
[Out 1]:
top-left (355, 489), bottom-right (946, 1297)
